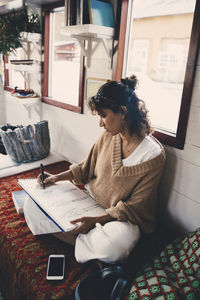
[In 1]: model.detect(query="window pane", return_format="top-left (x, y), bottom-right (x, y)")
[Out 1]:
top-left (0, 54), bottom-right (4, 84)
top-left (48, 8), bottom-right (81, 106)
top-left (124, 0), bottom-right (196, 135)
top-left (8, 48), bottom-right (26, 89)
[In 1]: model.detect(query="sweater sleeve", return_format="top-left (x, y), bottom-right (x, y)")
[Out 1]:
top-left (69, 145), bottom-right (97, 185)
top-left (106, 162), bottom-right (164, 233)
top-left (69, 133), bottom-right (105, 185)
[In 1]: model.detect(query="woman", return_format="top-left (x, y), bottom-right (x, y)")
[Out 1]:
top-left (37, 75), bottom-right (165, 264)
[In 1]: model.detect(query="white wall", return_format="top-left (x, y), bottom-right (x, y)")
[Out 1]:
top-left (158, 50), bottom-right (200, 234)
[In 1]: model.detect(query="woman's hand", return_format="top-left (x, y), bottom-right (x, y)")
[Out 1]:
top-left (37, 169), bottom-right (73, 186)
top-left (70, 216), bottom-right (97, 235)
top-left (37, 171), bottom-right (58, 186)
top-left (70, 213), bottom-right (115, 235)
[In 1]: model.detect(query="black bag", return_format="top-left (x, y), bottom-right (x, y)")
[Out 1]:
top-left (75, 266), bottom-right (129, 300)
top-left (0, 120), bottom-right (50, 164)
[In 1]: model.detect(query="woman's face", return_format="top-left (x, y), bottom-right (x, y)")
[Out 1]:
top-left (98, 108), bottom-right (124, 136)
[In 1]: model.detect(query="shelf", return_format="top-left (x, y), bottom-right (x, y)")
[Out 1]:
top-left (61, 24), bottom-right (114, 68)
top-left (6, 32), bottom-right (41, 88)
top-left (62, 24), bottom-right (114, 39)
top-left (5, 61), bottom-right (41, 87)
top-left (20, 32), bottom-right (41, 42)
top-left (5, 62), bottom-right (40, 73)
top-left (7, 94), bottom-right (40, 104)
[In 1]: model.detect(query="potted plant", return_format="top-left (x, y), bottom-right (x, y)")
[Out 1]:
top-left (0, 8), bottom-right (40, 55)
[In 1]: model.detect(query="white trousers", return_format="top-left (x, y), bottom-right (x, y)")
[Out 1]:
top-left (54, 221), bottom-right (140, 264)
top-left (24, 195), bottom-right (141, 264)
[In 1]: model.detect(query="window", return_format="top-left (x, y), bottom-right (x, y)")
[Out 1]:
top-left (4, 46), bottom-right (31, 92)
top-left (6, 48), bottom-right (25, 88)
top-left (42, 5), bottom-right (85, 113)
top-left (116, 0), bottom-right (200, 149)
top-left (0, 53), bottom-right (4, 84)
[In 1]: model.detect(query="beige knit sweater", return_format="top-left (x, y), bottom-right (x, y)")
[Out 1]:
top-left (70, 132), bottom-right (165, 234)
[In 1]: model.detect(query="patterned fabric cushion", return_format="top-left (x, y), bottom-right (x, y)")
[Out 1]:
top-left (127, 229), bottom-right (200, 299)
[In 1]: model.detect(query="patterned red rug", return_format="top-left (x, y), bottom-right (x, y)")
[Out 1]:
top-left (0, 161), bottom-right (97, 300)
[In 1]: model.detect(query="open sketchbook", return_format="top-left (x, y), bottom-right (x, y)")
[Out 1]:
top-left (18, 179), bottom-right (105, 232)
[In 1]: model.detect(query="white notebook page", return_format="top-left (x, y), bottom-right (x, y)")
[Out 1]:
top-left (18, 179), bottom-right (105, 232)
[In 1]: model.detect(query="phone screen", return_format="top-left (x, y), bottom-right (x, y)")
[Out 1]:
top-left (47, 255), bottom-right (65, 279)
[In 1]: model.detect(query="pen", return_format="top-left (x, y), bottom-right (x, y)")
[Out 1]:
top-left (40, 163), bottom-right (45, 189)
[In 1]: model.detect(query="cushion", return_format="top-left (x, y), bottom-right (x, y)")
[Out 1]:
top-left (127, 229), bottom-right (200, 299)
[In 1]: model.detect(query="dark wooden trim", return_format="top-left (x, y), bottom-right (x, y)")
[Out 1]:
top-left (174, 0), bottom-right (200, 149)
top-left (42, 0), bottom-right (64, 11)
top-left (3, 55), bottom-right (9, 89)
top-left (112, 0), bottom-right (123, 80)
top-left (42, 96), bottom-right (81, 113)
top-left (114, 0), bottom-right (122, 41)
top-left (115, 0), bottom-right (128, 81)
top-left (116, 0), bottom-right (200, 149)
top-left (42, 11), bottom-right (50, 98)
top-left (153, 131), bottom-right (182, 149)
top-left (4, 86), bottom-right (13, 92)
top-left (78, 56), bottom-right (85, 114)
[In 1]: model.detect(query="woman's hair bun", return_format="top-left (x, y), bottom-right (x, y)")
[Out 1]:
top-left (120, 75), bottom-right (138, 91)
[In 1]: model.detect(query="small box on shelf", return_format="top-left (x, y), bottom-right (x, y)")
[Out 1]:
top-left (88, 0), bottom-right (115, 28)
top-left (10, 59), bottom-right (34, 65)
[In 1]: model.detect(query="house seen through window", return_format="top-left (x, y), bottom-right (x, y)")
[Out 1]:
top-left (122, 0), bottom-right (197, 148)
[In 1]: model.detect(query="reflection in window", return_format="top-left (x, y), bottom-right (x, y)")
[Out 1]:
top-left (7, 48), bottom-right (27, 89)
top-left (124, 0), bottom-right (195, 135)
top-left (48, 8), bottom-right (81, 107)
top-left (8, 69), bottom-right (25, 89)
top-left (130, 40), bottom-right (149, 73)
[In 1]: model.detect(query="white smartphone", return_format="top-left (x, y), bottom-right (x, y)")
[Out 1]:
top-left (46, 254), bottom-right (65, 280)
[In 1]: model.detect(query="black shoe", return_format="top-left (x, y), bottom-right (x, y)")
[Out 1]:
top-left (75, 266), bottom-right (128, 300)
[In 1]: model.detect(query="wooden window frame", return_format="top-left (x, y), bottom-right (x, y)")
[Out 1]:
top-left (115, 0), bottom-right (200, 149)
top-left (4, 55), bottom-right (13, 92)
top-left (42, 2), bottom-right (85, 114)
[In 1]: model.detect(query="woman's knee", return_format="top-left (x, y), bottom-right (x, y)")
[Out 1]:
top-left (75, 221), bottom-right (140, 264)
top-left (102, 221), bottom-right (141, 250)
